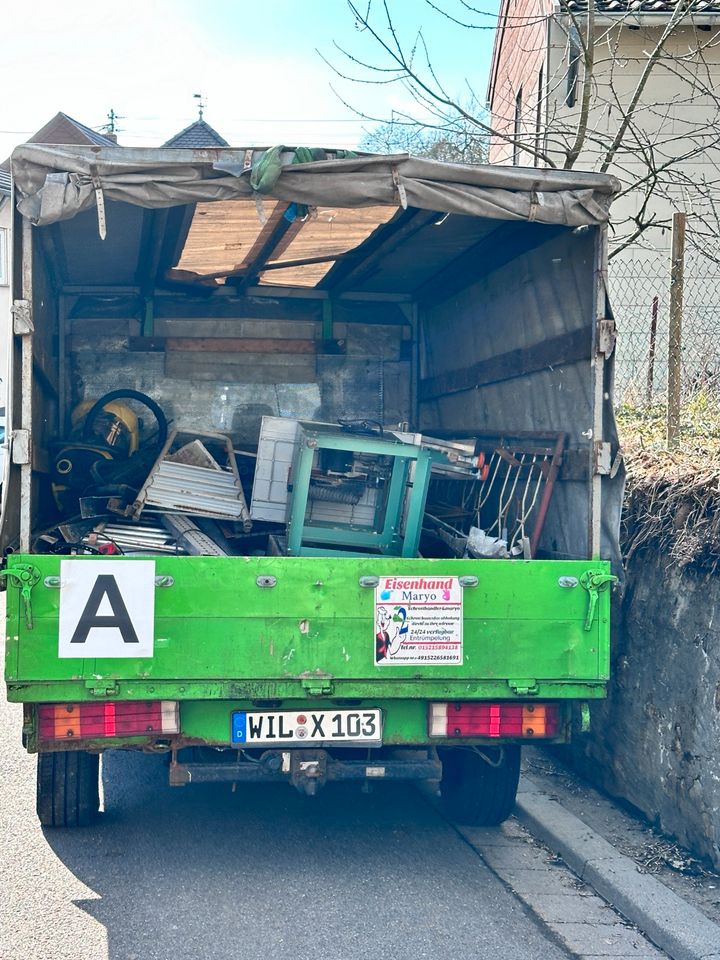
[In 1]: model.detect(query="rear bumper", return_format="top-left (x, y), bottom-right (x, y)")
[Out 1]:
top-left (169, 751), bottom-right (443, 786)
top-left (24, 697), bottom-right (576, 752)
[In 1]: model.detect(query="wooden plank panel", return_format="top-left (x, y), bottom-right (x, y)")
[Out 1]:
top-left (154, 318), bottom-right (318, 339)
top-left (69, 335), bottom-right (130, 352)
top-left (165, 351), bottom-right (316, 383)
top-left (166, 338), bottom-right (316, 354)
top-left (69, 318), bottom-right (132, 337)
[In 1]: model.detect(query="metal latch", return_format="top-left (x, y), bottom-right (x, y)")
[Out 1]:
top-left (85, 677), bottom-right (119, 697)
top-left (300, 674), bottom-right (334, 696)
top-left (508, 679), bottom-right (539, 696)
top-left (579, 570), bottom-right (618, 631)
top-left (558, 576), bottom-right (579, 589)
top-left (1, 564), bottom-right (40, 629)
top-left (359, 576), bottom-right (379, 588)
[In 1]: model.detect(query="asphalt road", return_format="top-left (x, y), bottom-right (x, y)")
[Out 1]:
top-left (0, 688), bottom-right (577, 960)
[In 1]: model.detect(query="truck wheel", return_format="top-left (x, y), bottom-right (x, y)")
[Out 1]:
top-left (36, 751), bottom-right (100, 827)
top-left (440, 745), bottom-right (521, 826)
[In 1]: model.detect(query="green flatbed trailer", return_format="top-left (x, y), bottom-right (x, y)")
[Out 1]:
top-left (3, 145), bottom-right (623, 827)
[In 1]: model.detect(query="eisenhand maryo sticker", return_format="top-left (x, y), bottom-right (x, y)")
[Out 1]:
top-left (375, 576), bottom-right (463, 666)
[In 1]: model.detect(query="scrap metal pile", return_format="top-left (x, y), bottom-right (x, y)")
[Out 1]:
top-left (35, 391), bottom-right (563, 560)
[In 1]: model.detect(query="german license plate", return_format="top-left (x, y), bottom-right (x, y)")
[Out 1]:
top-left (231, 709), bottom-right (382, 746)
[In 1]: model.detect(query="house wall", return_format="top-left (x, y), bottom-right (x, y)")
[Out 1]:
top-left (546, 19), bottom-right (720, 256)
top-left (489, 12), bottom-right (720, 401)
top-left (487, 0), bottom-right (553, 165)
top-left (490, 12), bottom-right (720, 253)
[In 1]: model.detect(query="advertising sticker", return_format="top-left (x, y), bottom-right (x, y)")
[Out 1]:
top-left (375, 575), bottom-right (463, 666)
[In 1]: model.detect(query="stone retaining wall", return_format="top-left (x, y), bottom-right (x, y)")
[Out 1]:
top-left (569, 548), bottom-right (720, 868)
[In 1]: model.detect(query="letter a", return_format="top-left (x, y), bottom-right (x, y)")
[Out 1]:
top-left (70, 574), bottom-right (140, 644)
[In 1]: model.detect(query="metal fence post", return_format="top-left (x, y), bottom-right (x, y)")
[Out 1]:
top-left (646, 294), bottom-right (658, 406)
top-left (667, 212), bottom-right (686, 448)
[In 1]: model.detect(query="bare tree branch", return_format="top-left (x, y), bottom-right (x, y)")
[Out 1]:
top-left (324, 0), bottom-right (720, 255)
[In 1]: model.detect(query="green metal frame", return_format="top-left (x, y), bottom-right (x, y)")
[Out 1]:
top-left (285, 428), bottom-right (440, 557)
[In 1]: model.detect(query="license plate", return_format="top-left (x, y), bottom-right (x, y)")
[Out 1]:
top-left (231, 709), bottom-right (382, 746)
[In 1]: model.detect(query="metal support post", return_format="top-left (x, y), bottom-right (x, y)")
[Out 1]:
top-left (667, 211), bottom-right (686, 449)
top-left (19, 218), bottom-right (34, 553)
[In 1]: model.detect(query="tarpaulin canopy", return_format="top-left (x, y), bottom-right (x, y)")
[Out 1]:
top-left (11, 144), bottom-right (620, 228)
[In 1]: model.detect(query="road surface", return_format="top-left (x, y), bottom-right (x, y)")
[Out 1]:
top-left (0, 691), bottom-right (577, 960)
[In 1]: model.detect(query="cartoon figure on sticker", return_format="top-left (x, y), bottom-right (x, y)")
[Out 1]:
top-left (375, 605), bottom-right (408, 662)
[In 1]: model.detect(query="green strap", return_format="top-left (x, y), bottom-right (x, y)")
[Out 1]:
top-left (250, 146), bottom-right (359, 195)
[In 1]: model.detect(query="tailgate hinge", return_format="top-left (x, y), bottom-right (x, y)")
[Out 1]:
top-left (300, 674), bottom-right (335, 697)
top-left (12, 300), bottom-right (34, 336)
top-left (11, 429), bottom-right (31, 465)
top-left (507, 679), bottom-right (539, 696)
top-left (593, 440), bottom-right (612, 476)
top-left (85, 677), bottom-right (120, 697)
top-left (596, 319), bottom-right (616, 358)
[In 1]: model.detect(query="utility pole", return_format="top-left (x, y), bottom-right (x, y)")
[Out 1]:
top-left (667, 211), bottom-right (686, 449)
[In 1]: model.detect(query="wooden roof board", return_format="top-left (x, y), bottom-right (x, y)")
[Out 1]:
top-left (177, 200), bottom-right (398, 287)
top-left (177, 199), bottom-right (281, 277)
top-left (260, 204), bottom-right (399, 286)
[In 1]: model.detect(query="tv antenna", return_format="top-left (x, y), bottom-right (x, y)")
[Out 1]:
top-left (101, 108), bottom-right (125, 135)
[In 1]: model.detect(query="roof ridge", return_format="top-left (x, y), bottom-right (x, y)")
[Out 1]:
top-left (54, 112), bottom-right (117, 145)
top-left (162, 118), bottom-right (230, 148)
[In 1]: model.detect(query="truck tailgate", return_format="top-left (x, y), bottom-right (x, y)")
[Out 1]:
top-left (5, 555), bottom-right (611, 701)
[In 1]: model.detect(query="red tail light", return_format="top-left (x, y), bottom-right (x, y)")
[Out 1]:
top-left (38, 701), bottom-right (179, 741)
top-left (429, 702), bottom-right (560, 739)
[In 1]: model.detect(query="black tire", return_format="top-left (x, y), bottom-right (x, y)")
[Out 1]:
top-left (36, 751), bottom-right (100, 828)
top-left (440, 745), bottom-right (521, 826)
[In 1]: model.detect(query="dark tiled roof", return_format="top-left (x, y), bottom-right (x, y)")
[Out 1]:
top-left (162, 119), bottom-right (229, 148)
top-left (566, 1), bottom-right (720, 10)
top-left (0, 169), bottom-right (10, 196)
top-left (26, 112), bottom-right (117, 147)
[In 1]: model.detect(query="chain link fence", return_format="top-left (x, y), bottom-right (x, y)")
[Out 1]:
top-left (609, 254), bottom-right (720, 440)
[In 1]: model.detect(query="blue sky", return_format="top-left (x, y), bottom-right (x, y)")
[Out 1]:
top-left (0, 0), bottom-right (499, 158)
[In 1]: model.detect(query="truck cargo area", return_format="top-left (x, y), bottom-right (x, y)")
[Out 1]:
top-left (3, 147), bottom-right (622, 824)
top-left (3, 146), bottom-right (622, 565)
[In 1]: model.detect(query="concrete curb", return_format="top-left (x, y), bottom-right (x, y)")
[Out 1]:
top-left (515, 778), bottom-right (720, 960)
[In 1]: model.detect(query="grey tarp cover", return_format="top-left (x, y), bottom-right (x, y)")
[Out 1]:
top-left (11, 144), bottom-right (621, 227)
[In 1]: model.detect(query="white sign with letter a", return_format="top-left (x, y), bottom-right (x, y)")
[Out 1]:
top-left (58, 559), bottom-right (156, 659)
